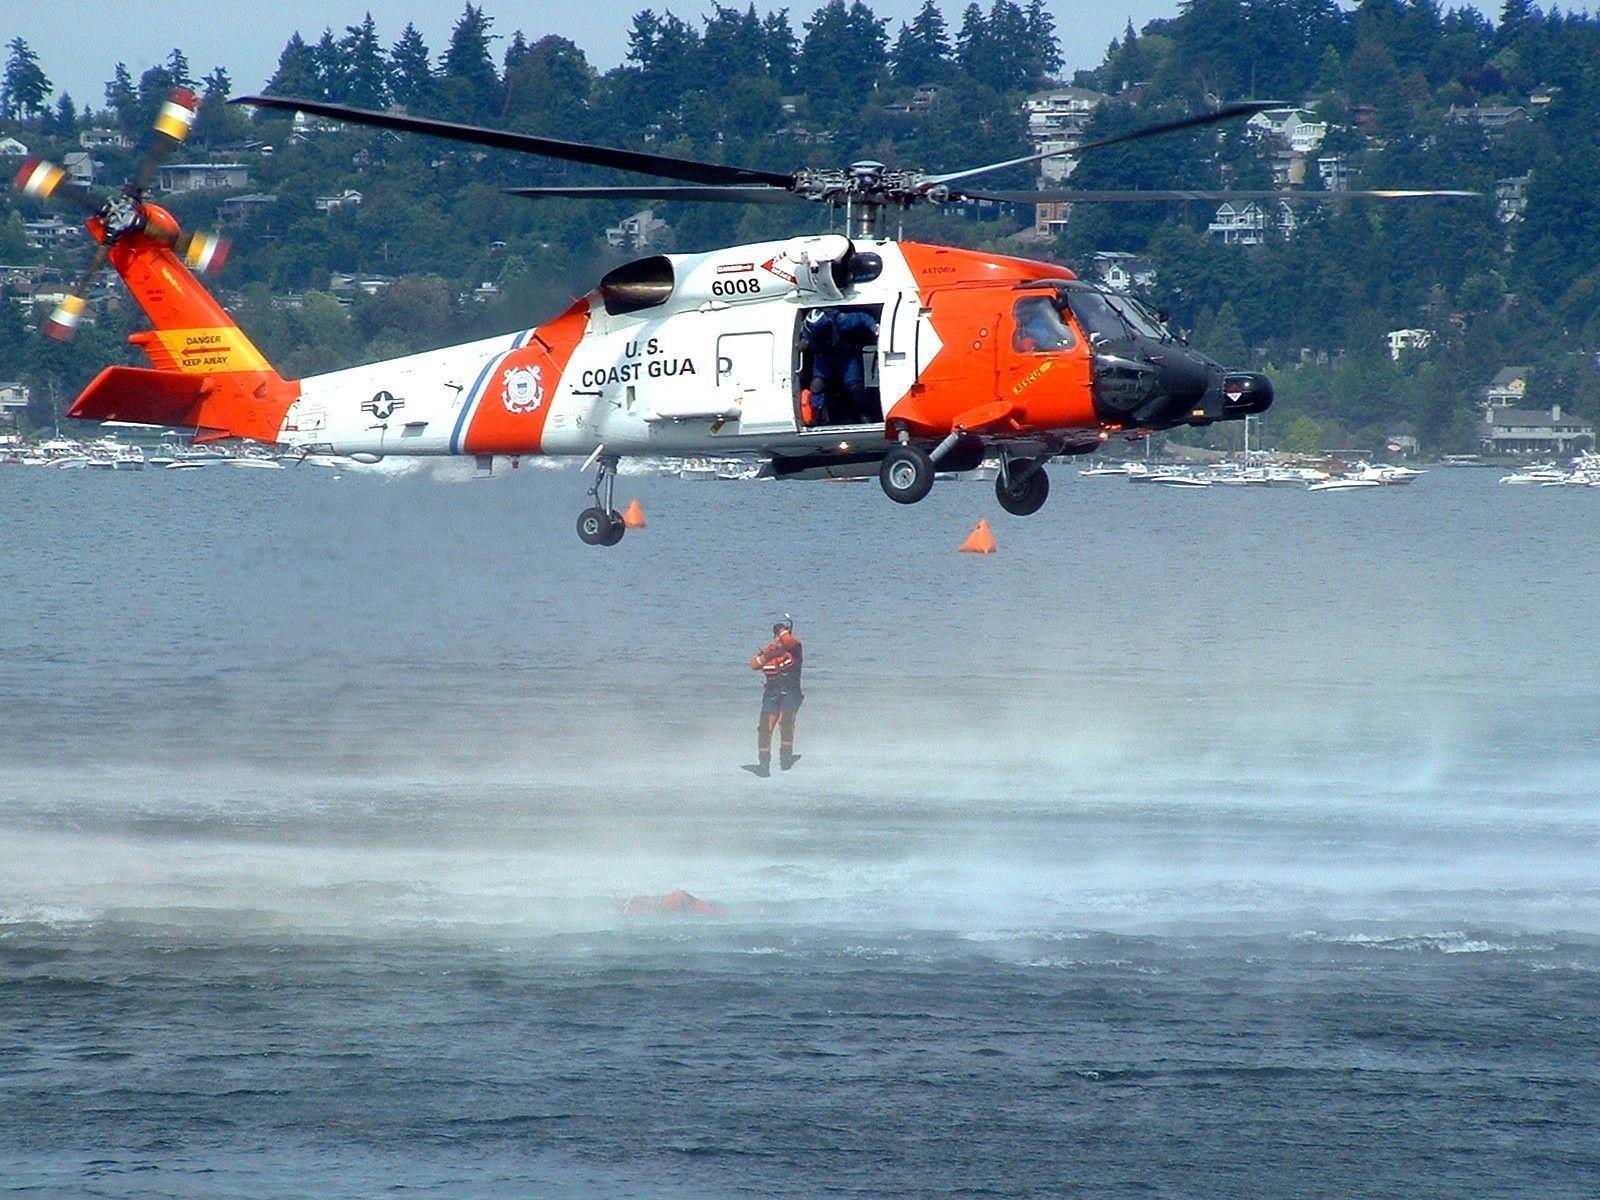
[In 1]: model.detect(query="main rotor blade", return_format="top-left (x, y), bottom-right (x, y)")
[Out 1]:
top-left (506, 185), bottom-right (801, 204)
top-left (965, 188), bottom-right (1483, 203)
top-left (923, 101), bottom-right (1280, 192)
top-left (235, 95), bottom-right (798, 189)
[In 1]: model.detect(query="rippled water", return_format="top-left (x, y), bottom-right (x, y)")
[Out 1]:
top-left (2, 464), bottom-right (1598, 1196)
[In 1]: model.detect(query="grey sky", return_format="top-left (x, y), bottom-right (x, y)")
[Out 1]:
top-left (9, 0), bottom-right (1154, 110)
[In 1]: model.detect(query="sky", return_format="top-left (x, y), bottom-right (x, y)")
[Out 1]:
top-left (7, 0), bottom-right (1158, 109)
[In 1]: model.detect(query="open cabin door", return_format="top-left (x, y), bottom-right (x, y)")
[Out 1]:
top-left (719, 331), bottom-right (793, 435)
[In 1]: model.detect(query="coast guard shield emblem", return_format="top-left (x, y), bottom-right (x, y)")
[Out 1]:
top-left (502, 364), bottom-right (544, 414)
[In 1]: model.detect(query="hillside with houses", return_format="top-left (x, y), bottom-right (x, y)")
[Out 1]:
top-left (2, 0), bottom-right (1600, 455)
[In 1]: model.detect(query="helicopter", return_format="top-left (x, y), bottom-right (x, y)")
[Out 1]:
top-left (15, 87), bottom-right (1474, 545)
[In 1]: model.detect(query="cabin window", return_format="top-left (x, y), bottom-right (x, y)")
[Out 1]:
top-left (1012, 296), bottom-right (1078, 353)
top-left (795, 304), bottom-right (883, 428)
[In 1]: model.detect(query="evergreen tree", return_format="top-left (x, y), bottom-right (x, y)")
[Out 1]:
top-left (389, 24), bottom-right (435, 109)
top-left (47, 93), bottom-right (78, 137)
top-left (105, 63), bottom-right (138, 126)
top-left (1023, 0), bottom-right (1062, 82)
top-left (313, 30), bottom-right (346, 103)
top-left (196, 66), bottom-right (248, 144)
top-left (702, 5), bottom-right (767, 96)
top-left (440, 4), bottom-right (501, 120)
top-left (340, 13), bottom-right (389, 108)
top-left (1, 38), bottom-right (52, 120)
top-left (504, 36), bottom-right (594, 135)
top-left (762, 11), bottom-right (799, 90)
top-left (164, 48), bottom-right (194, 90)
top-left (797, 0), bottom-right (888, 122)
top-left (265, 33), bottom-right (323, 99)
top-left (504, 31), bottom-right (531, 75)
top-left (954, 4), bottom-right (989, 78)
top-left (890, 0), bottom-right (952, 85)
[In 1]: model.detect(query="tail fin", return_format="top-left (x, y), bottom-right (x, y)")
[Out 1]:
top-left (67, 227), bottom-right (298, 442)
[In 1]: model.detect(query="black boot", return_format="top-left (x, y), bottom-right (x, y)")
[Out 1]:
top-left (753, 753), bottom-right (771, 778)
top-left (779, 747), bottom-right (795, 771)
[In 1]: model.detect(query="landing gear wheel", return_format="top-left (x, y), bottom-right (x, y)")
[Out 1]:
top-left (996, 463), bottom-right (1050, 516)
top-left (577, 506), bottom-right (615, 545)
top-left (598, 511), bottom-right (626, 546)
top-left (880, 444), bottom-right (935, 505)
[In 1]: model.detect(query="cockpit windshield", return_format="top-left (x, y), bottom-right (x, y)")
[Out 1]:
top-left (1012, 296), bottom-right (1079, 352)
top-left (1103, 293), bottom-right (1172, 341)
top-left (1064, 287), bottom-right (1172, 343)
top-left (1064, 289), bottom-right (1132, 341)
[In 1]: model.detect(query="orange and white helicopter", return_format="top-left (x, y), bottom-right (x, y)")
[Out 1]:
top-left (16, 89), bottom-right (1473, 544)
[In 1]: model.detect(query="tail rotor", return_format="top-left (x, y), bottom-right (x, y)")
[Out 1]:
top-left (11, 86), bottom-right (231, 342)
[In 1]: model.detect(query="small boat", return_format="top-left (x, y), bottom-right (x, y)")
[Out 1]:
top-left (1150, 474), bottom-right (1211, 488)
top-left (227, 455), bottom-right (286, 470)
top-left (1308, 477), bottom-right (1382, 491)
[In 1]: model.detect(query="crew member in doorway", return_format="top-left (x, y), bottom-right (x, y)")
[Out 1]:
top-left (749, 615), bottom-right (803, 776)
top-left (800, 308), bottom-right (879, 425)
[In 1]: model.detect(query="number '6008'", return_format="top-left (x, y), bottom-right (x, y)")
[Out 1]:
top-left (711, 278), bottom-right (761, 297)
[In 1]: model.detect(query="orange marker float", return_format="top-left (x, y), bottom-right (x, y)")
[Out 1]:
top-left (622, 498), bottom-right (647, 528)
top-left (959, 517), bottom-right (996, 554)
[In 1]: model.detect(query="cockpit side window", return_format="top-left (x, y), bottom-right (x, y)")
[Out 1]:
top-left (1012, 296), bottom-right (1079, 353)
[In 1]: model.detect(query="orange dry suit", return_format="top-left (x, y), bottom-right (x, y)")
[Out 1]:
top-left (750, 630), bottom-right (804, 767)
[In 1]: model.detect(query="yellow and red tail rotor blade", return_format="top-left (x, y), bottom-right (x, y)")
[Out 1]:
top-left (174, 229), bottom-right (230, 275)
top-left (134, 87), bottom-right (201, 192)
top-left (43, 244), bottom-right (110, 342)
top-left (13, 157), bottom-right (104, 216)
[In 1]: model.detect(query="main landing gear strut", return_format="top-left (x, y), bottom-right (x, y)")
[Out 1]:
top-left (877, 433), bottom-right (1052, 517)
top-left (577, 453), bottom-right (625, 546)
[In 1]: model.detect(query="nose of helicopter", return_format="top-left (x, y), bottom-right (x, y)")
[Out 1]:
top-left (1091, 343), bottom-right (1226, 426)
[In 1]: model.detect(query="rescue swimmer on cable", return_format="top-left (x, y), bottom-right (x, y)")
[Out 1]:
top-left (746, 615), bottom-right (804, 778)
top-left (13, 83), bottom-right (1477, 544)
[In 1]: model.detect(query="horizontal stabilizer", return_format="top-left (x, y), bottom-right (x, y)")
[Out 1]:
top-left (68, 366), bottom-right (211, 430)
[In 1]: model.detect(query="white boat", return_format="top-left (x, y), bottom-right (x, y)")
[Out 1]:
top-left (1149, 473), bottom-right (1211, 488)
top-left (1501, 464), bottom-right (1563, 484)
top-left (1079, 463), bottom-right (1132, 477)
top-left (227, 455), bottom-right (286, 470)
top-left (1308, 477), bottom-right (1383, 491)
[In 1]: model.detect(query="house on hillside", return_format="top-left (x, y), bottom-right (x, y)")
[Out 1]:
top-left (1091, 251), bottom-right (1156, 291)
top-left (63, 152), bottom-right (95, 189)
top-left (1208, 201), bottom-right (1295, 245)
top-left (1484, 366), bottom-right (1531, 409)
top-left (156, 162), bottom-right (249, 193)
top-left (315, 190), bottom-right (364, 213)
top-left (1495, 174), bottom-right (1531, 223)
top-left (1448, 105), bottom-right (1528, 133)
top-left (1032, 200), bottom-right (1071, 237)
top-left (1386, 328), bottom-right (1432, 360)
top-left (0, 136), bottom-right (29, 158)
top-left (1246, 108), bottom-right (1328, 154)
top-left (607, 209), bottom-right (672, 251)
top-left (1317, 154), bottom-right (1351, 192)
top-left (1023, 87), bottom-right (1110, 184)
top-left (219, 193), bottom-right (277, 226)
top-left (23, 218), bottom-right (80, 250)
top-left (1477, 366), bottom-right (1589, 454)
top-left (79, 128), bottom-right (131, 151)
top-left (1480, 404), bottom-right (1593, 455)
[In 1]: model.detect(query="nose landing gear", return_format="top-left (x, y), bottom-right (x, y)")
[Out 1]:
top-left (577, 453), bottom-right (626, 546)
